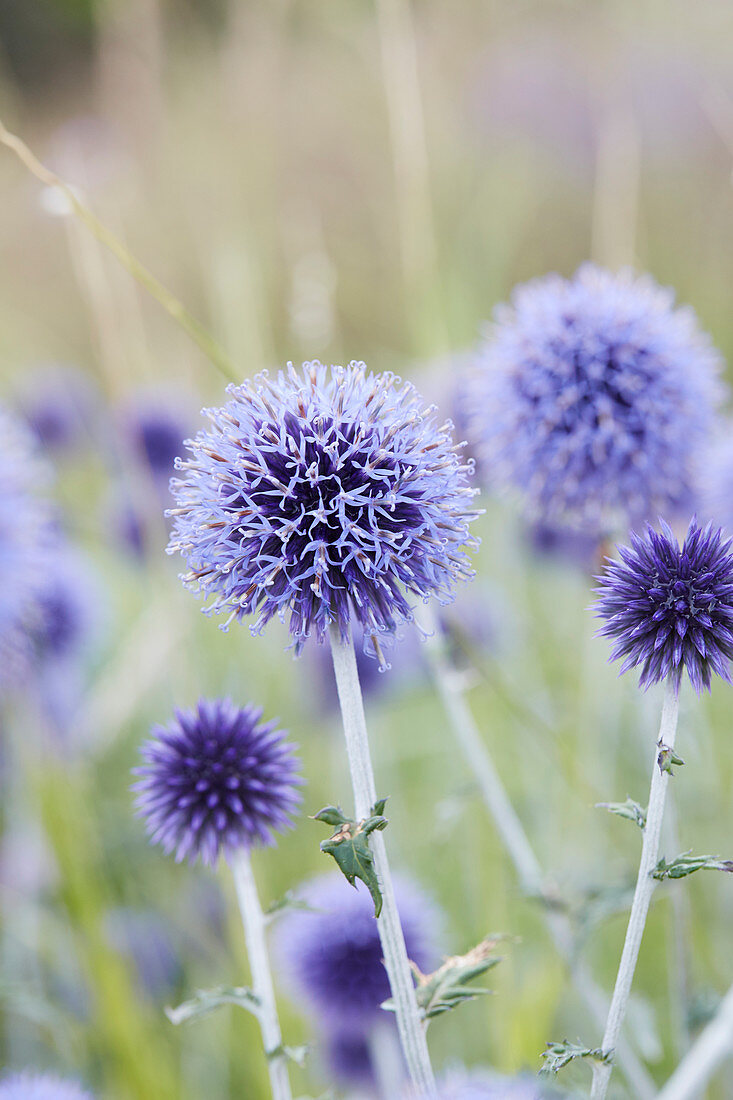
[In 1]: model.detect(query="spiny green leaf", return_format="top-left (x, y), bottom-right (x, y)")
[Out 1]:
top-left (315, 800), bottom-right (389, 917)
top-left (384, 936), bottom-right (504, 1022)
top-left (540, 1039), bottom-right (612, 1076)
top-left (652, 852), bottom-right (733, 880)
top-left (165, 986), bottom-right (260, 1026)
top-left (657, 744), bottom-right (685, 775)
top-left (596, 797), bottom-right (647, 829)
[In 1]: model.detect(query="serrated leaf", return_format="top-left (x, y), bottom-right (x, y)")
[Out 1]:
top-left (652, 852), bottom-right (733, 880)
top-left (657, 743), bottom-right (685, 775)
top-left (539, 1039), bottom-right (612, 1076)
top-left (311, 805), bottom-right (350, 828)
top-left (384, 936), bottom-right (504, 1022)
top-left (315, 800), bottom-right (389, 917)
top-left (165, 985), bottom-right (260, 1026)
top-left (596, 797), bottom-right (647, 829)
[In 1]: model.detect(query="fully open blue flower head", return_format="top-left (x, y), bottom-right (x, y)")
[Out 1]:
top-left (0, 1073), bottom-right (93, 1100)
top-left (274, 871), bottom-right (440, 1027)
top-left (467, 265), bottom-right (722, 534)
top-left (0, 405), bottom-right (52, 692)
top-left (167, 361), bottom-right (479, 666)
top-left (594, 519), bottom-right (733, 693)
top-left (133, 698), bottom-right (302, 865)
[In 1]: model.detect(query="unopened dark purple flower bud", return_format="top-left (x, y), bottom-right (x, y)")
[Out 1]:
top-left (274, 872), bottom-right (440, 1027)
top-left (467, 265), bottom-right (722, 534)
top-left (167, 361), bottom-right (479, 666)
top-left (0, 1073), bottom-right (94, 1100)
top-left (595, 519), bottom-right (733, 693)
top-left (133, 698), bottom-right (302, 866)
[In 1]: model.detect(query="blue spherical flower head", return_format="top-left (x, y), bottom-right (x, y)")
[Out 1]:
top-left (0, 1073), bottom-right (93, 1100)
top-left (168, 361), bottom-right (478, 666)
top-left (133, 698), bottom-right (302, 865)
top-left (469, 265), bottom-right (722, 533)
top-left (0, 405), bottom-right (52, 691)
top-left (595, 519), bottom-right (733, 693)
top-left (274, 871), bottom-right (440, 1027)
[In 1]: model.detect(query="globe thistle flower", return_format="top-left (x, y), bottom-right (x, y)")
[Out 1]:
top-left (0, 405), bottom-right (52, 691)
top-left (133, 698), bottom-right (302, 865)
top-left (468, 265), bottom-right (721, 534)
top-left (31, 545), bottom-right (103, 664)
top-left (121, 392), bottom-right (190, 485)
top-left (168, 361), bottom-right (478, 665)
top-left (0, 1073), bottom-right (93, 1100)
top-left (595, 519), bottom-right (733, 693)
top-left (17, 364), bottom-right (99, 455)
top-left (274, 872), bottom-right (440, 1026)
top-left (324, 1028), bottom-right (377, 1090)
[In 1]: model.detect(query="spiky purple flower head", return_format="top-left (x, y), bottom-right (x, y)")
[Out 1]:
top-left (133, 698), bottom-right (302, 866)
top-left (0, 405), bottom-right (52, 691)
top-left (274, 871), bottom-right (440, 1026)
top-left (167, 361), bottom-right (478, 666)
top-left (467, 265), bottom-right (722, 534)
top-left (0, 1073), bottom-right (93, 1100)
top-left (595, 519), bottom-right (733, 693)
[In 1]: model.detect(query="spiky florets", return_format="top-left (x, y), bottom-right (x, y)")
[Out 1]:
top-left (595, 520), bottom-right (733, 692)
top-left (467, 265), bottom-right (721, 533)
top-left (167, 361), bottom-right (479, 664)
top-left (0, 1074), bottom-right (94, 1100)
top-left (0, 405), bottom-right (51, 691)
top-left (133, 698), bottom-right (302, 865)
top-left (274, 872), bottom-right (440, 1026)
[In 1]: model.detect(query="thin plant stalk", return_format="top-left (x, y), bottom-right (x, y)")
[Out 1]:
top-left (656, 981), bottom-right (733, 1100)
top-left (591, 681), bottom-right (681, 1100)
top-left (420, 606), bottom-right (656, 1100)
top-left (229, 848), bottom-right (292, 1100)
top-left (329, 625), bottom-right (436, 1098)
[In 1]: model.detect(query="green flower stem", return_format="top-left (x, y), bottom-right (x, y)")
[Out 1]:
top-left (230, 848), bottom-right (292, 1100)
top-left (329, 625), bottom-right (437, 1098)
top-left (591, 681), bottom-right (681, 1100)
top-left (657, 981), bottom-right (733, 1100)
top-left (420, 605), bottom-right (655, 1100)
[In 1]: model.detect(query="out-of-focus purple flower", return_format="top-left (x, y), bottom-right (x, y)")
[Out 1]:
top-left (699, 429), bottom-right (733, 536)
top-left (105, 908), bottom-right (181, 999)
top-left (525, 521), bottom-right (600, 571)
top-left (325, 1028), bottom-right (376, 1089)
top-left (0, 1073), bottom-right (94, 1100)
top-left (595, 519), bottom-right (733, 693)
top-left (0, 405), bottom-right (52, 693)
top-left (467, 265), bottom-right (722, 535)
top-left (31, 545), bottom-right (102, 664)
top-left (167, 361), bottom-right (479, 667)
top-left (420, 1068), bottom-right (547, 1099)
top-left (16, 364), bottom-right (99, 455)
top-left (133, 698), bottom-right (302, 866)
top-left (274, 872), bottom-right (440, 1027)
top-left (119, 392), bottom-right (191, 487)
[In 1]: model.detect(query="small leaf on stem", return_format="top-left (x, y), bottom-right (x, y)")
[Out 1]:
top-left (657, 742), bottom-right (685, 776)
top-left (539, 1039), bottom-right (612, 1076)
top-left (652, 852), bottom-right (733, 880)
top-left (165, 985), bottom-right (261, 1026)
top-left (384, 935), bottom-right (504, 1022)
top-left (596, 797), bottom-right (647, 829)
top-left (314, 800), bottom-right (389, 917)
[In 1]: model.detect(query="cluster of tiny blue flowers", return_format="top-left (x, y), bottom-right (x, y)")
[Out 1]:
top-left (467, 265), bottom-right (721, 533)
top-left (595, 519), bottom-right (733, 692)
top-left (274, 871), bottom-right (439, 1026)
top-left (0, 1073), bottom-right (93, 1100)
top-left (0, 404), bottom-right (51, 691)
top-left (133, 698), bottom-right (302, 865)
top-left (167, 361), bottom-right (478, 665)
